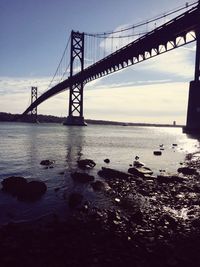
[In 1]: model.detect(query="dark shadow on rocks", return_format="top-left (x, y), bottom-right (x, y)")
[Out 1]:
top-left (68, 192), bottom-right (83, 208)
top-left (98, 167), bottom-right (131, 180)
top-left (71, 172), bottom-right (95, 183)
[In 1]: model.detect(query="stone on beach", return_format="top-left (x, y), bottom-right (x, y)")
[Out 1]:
top-left (1, 176), bottom-right (47, 201)
top-left (128, 166), bottom-right (153, 178)
top-left (40, 159), bottom-right (55, 166)
top-left (104, 158), bottom-right (110, 163)
top-left (153, 151), bottom-right (162, 156)
top-left (1, 176), bottom-right (27, 196)
top-left (133, 161), bottom-right (144, 168)
top-left (77, 159), bottom-right (96, 169)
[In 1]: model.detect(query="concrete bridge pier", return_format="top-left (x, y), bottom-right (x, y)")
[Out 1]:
top-left (184, 26), bottom-right (200, 134)
top-left (183, 80), bottom-right (200, 133)
top-left (63, 115), bottom-right (86, 126)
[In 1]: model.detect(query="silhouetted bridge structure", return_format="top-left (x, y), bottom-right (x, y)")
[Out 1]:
top-left (23, 1), bottom-right (200, 133)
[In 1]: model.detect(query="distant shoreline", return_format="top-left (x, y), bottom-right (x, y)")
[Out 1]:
top-left (0, 112), bottom-right (184, 128)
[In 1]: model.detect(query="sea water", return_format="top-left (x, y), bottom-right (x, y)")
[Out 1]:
top-left (0, 122), bottom-right (199, 225)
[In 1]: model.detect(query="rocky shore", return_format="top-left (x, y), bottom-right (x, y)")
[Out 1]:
top-left (1, 153), bottom-right (200, 266)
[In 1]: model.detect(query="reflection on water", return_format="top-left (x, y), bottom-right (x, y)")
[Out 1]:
top-left (65, 126), bottom-right (83, 171)
top-left (0, 122), bottom-right (199, 225)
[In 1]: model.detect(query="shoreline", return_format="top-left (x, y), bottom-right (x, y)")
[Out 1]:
top-left (0, 112), bottom-right (183, 128)
top-left (1, 152), bottom-right (200, 266)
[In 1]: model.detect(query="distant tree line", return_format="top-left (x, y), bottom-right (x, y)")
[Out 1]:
top-left (0, 112), bottom-right (182, 127)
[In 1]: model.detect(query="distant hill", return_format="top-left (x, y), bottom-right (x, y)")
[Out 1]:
top-left (0, 112), bottom-right (65, 123)
top-left (0, 112), bottom-right (183, 128)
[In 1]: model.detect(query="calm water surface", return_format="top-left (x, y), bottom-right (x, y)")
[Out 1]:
top-left (0, 122), bottom-right (199, 225)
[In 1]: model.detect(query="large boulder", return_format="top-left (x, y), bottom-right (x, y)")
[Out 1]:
top-left (1, 176), bottom-right (27, 196)
top-left (23, 181), bottom-right (47, 201)
top-left (1, 176), bottom-right (47, 201)
top-left (71, 172), bottom-right (95, 183)
top-left (77, 159), bottom-right (96, 169)
top-left (128, 166), bottom-right (153, 178)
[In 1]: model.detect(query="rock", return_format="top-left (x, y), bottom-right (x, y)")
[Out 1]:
top-left (1, 176), bottom-right (47, 201)
top-left (104, 158), bottom-right (110, 164)
top-left (91, 180), bottom-right (108, 191)
top-left (191, 218), bottom-right (200, 227)
top-left (130, 210), bottom-right (143, 224)
top-left (1, 176), bottom-right (27, 196)
top-left (159, 169), bottom-right (166, 173)
top-left (114, 198), bottom-right (121, 203)
top-left (128, 167), bottom-right (153, 178)
top-left (71, 172), bottom-right (94, 183)
top-left (77, 159), bottom-right (96, 169)
top-left (120, 196), bottom-right (137, 210)
top-left (159, 214), bottom-right (178, 229)
top-left (40, 159), bottom-right (55, 166)
top-left (177, 167), bottom-right (197, 175)
top-left (135, 156), bottom-right (139, 160)
top-left (68, 192), bottom-right (83, 208)
top-left (98, 167), bottom-right (130, 180)
top-left (133, 161), bottom-right (144, 168)
top-left (157, 175), bottom-right (184, 183)
top-left (153, 151), bottom-right (162, 156)
top-left (21, 181), bottom-right (47, 201)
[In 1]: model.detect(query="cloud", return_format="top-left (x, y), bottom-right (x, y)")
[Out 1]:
top-left (84, 81), bottom-right (189, 124)
top-left (0, 75), bottom-right (190, 124)
top-left (0, 76), bottom-right (51, 113)
top-left (86, 79), bottom-right (172, 90)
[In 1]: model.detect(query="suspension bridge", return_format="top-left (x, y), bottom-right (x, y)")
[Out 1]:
top-left (23, 1), bottom-right (200, 133)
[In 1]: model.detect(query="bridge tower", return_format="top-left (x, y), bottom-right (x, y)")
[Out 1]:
top-left (30, 86), bottom-right (38, 122)
top-left (184, 3), bottom-right (200, 133)
top-left (63, 31), bottom-right (86, 126)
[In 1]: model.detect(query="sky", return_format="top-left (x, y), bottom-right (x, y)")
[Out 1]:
top-left (0, 0), bottom-right (198, 124)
